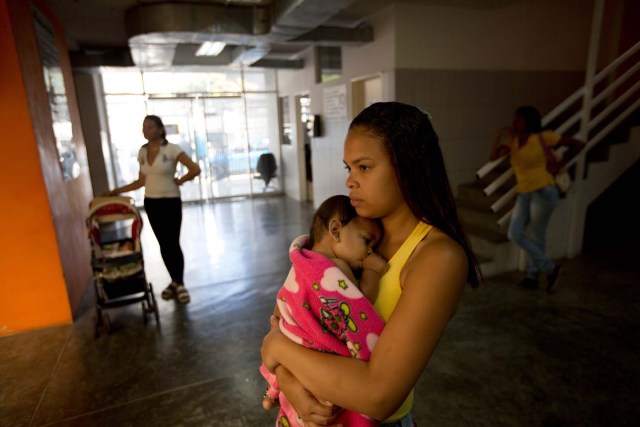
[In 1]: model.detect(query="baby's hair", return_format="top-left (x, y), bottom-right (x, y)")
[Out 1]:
top-left (308, 195), bottom-right (357, 248)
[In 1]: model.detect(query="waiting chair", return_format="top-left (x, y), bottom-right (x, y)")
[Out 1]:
top-left (255, 152), bottom-right (277, 191)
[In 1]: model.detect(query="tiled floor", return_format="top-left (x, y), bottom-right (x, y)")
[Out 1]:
top-left (1, 196), bottom-right (638, 426)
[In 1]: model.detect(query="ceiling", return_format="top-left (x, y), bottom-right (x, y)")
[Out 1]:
top-left (43, 0), bottom-right (518, 70)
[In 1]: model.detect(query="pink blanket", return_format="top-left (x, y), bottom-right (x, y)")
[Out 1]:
top-left (260, 235), bottom-right (385, 427)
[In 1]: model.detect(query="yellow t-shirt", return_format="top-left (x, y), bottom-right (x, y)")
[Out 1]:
top-left (506, 130), bottom-right (562, 193)
top-left (374, 221), bottom-right (433, 422)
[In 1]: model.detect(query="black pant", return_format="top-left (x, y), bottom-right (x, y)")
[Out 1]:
top-left (143, 197), bottom-right (184, 284)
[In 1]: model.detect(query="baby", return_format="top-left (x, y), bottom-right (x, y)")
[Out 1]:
top-left (260, 195), bottom-right (388, 426)
top-left (305, 194), bottom-right (388, 303)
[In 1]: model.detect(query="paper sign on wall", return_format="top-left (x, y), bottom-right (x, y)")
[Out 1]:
top-left (323, 85), bottom-right (347, 121)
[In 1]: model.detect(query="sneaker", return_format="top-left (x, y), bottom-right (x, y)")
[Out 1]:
top-left (517, 277), bottom-right (539, 290)
top-left (546, 265), bottom-right (562, 293)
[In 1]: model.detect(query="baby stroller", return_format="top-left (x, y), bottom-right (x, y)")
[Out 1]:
top-left (86, 196), bottom-right (160, 337)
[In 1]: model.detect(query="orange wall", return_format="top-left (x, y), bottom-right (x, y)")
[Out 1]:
top-left (0, 0), bottom-right (93, 335)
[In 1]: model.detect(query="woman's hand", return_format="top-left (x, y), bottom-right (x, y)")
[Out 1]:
top-left (361, 252), bottom-right (388, 276)
top-left (262, 306), bottom-right (342, 425)
top-left (490, 127), bottom-right (513, 161)
top-left (275, 366), bottom-right (343, 427)
top-left (497, 126), bottom-right (513, 137)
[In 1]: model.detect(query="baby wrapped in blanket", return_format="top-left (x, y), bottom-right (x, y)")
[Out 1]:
top-left (260, 233), bottom-right (386, 427)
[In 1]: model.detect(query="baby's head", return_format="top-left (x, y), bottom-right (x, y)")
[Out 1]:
top-left (309, 195), bottom-right (381, 271)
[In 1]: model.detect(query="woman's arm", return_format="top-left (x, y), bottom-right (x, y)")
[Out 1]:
top-left (262, 233), bottom-right (467, 421)
top-left (175, 152), bottom-right (201, 185)
top-left (489, 127), bottom-right (513, 161)
top-left (104, 172), bottom-right (145, 196)
top-left (556, 136), bottom-right (586, 167)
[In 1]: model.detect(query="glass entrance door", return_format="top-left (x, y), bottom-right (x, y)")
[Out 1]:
top-left (147, 97), bottom-right (261, 201)
top-left (102, 67), bottom-right (281, 206)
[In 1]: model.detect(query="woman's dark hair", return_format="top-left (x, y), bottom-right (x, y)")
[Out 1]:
top-left (349, 102), bottom-right (481, 287)
top-left (514, 105), bottom-right (542, 133)
top-left (308, 195), bottom-right (358, 248)
top-left (144, 114), bottom-right (168, 143)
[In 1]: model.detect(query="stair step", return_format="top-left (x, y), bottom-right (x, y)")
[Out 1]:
top-left (457, 180), bottom-right (516, 212)
top-left (458, 204), bottom-right (504, 228)
top-left (475, 253), bottom-right (492, 264)
top-left (463, 222), bottom-right (509, 244)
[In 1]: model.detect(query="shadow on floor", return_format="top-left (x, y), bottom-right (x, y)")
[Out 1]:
top-left (1, 197), bottom-right (638, 426)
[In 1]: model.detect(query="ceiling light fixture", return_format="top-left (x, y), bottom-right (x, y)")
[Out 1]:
top-left (129, 43), bottom-right (176, 70)
top-left (195, 41), bottom-right (226, 57)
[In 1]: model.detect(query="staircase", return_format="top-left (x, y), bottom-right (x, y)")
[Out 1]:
top-left (455, 1), bottom-right (640, 279)
top-left (457, 118), bottom-right (640, 279)
top-left (457, 162), bottom-right (515, 278)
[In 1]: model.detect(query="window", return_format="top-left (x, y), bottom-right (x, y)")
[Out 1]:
top-left (101, 67), bottom-right (280, 203)
top-left (317, 46), bottom-right (342, 83)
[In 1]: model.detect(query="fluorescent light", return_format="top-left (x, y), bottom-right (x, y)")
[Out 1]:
top-left (196, 41), bottom-right (226, 57)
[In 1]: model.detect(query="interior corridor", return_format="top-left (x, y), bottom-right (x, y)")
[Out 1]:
top-left (1, 196), bottom-right (638, 426)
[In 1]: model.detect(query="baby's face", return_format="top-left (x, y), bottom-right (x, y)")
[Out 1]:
top-left (335, 216), bottom-right (381, 271)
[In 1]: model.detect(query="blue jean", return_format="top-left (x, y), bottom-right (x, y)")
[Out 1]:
top-left (380, 412), bottom-right (415, 427)
top-left (508, 185), bottom-right (559, 279)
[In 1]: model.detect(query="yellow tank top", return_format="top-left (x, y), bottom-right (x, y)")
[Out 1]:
top-left (507, 130), bottom-right (562, 193)
top-left (374, 221), bottom-right (433, 422)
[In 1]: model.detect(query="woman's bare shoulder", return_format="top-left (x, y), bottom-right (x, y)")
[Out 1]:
top-left (402, 227), bottom-right (468, 288)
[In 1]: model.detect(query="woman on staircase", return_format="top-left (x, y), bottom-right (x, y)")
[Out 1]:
top-left (489, 105), bottom-right (585, 292)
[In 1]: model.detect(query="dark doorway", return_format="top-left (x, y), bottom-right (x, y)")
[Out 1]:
top-left (583, 160), bottom-right (640, 252)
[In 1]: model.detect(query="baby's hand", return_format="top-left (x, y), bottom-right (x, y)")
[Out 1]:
top-left (362, 253), bottom-right (388, 276)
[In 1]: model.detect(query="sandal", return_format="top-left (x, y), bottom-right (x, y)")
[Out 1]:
top-left (175, 284), bottom-right (190, 304)
top-left (161, 283), bottom-right (177, 300)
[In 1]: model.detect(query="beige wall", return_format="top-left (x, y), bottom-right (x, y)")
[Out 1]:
top-left (342, 5), bottom-right (396, 80)
top-left (276, 48), bottom-right (316, 202)
top-left (395, 69), bottom-right (584, 190)
top-left (277, 0), bottom-right (596, 207)
top-left (396, 0), bottom-right (592, 71)
top-left (277, 5), bottom-right (399, 208)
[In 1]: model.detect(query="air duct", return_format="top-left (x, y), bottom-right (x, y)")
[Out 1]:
top-left (231, 44), bottom-right (271, 66)
top-left (129, 43), bottom-right (176, 70)
top-left (122, 0), bottom-right (367, 69)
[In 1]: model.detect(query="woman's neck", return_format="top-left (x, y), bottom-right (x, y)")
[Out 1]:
top-left (378, 206), bottom-right (419, 260)
top-left (148, 138), bottom-right (163, 146)
top-left (517, 132), bottom-right (530, 147)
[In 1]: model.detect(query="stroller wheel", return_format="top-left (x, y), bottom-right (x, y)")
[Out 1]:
top-left (142, 301), bottom-right (149, 324)
top-left (95, 312), bottom-right (111, 338)
top-left (149, 283), bottom-right (161, 326)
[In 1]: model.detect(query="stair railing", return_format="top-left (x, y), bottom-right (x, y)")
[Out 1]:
top-left (476, 38), bottom-right (640, 229)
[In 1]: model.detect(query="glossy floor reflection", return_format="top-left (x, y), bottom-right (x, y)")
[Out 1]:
top-left (1, 196), bottom-right (638, 427)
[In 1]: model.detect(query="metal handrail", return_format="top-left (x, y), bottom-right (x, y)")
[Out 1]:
top-left (590, 61), bottom-right (640, 106)
top-left (542, 87), bottom-right (585, 126)
top-left (588, 80), bottom-right (640, 131)
top-left (476, 38), bottom-right (640, 224)
top-left (592, 40), bottom-right (640, 85)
